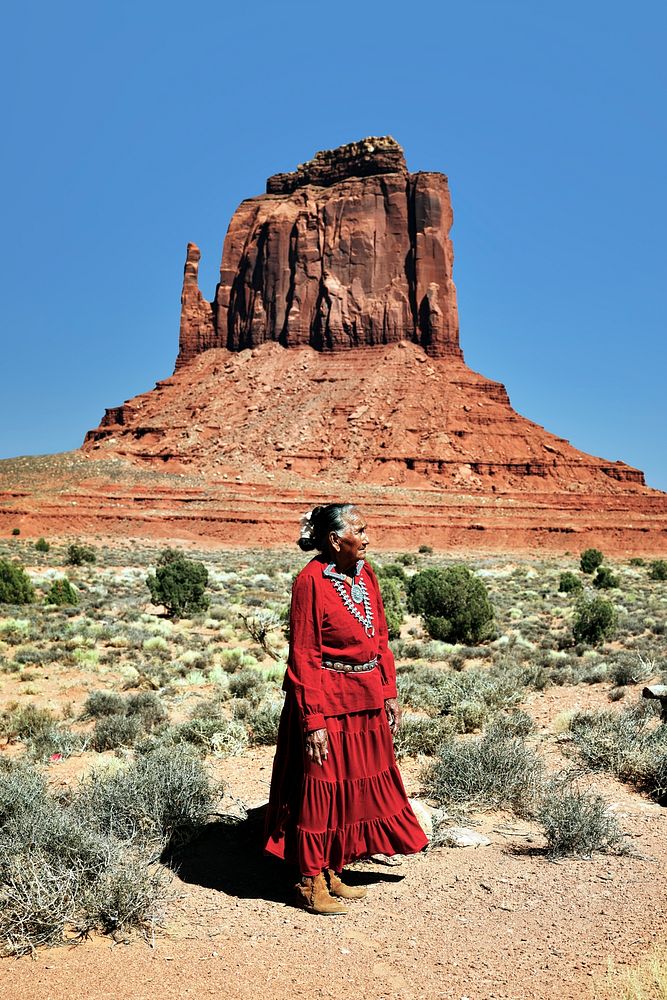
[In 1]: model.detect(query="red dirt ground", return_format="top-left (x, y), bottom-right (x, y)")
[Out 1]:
top-left (3, 685), bottom-right (667, 1000)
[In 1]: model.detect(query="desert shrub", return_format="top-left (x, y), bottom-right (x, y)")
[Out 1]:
top-left (227, 668), bottom-right (266, 703)
top-left (610, 655), bottom-right (652, 687)
top-left (66, 543), bottom-right (96, 566)
top-left (0, 759), bottom-right (166, 955)
top-left (418, 545), bottom-right (433, 555)
top-left (379, 575), bottom-right (406, 640)
top-left (91, 714), bottom-right (142, 751)
top-left (407, 566), bottom-right (494, 644)
top-left (44, 578), bottom-right (79, 606)
top-left (244, 704), bottom-right (282, 745)
top-left (0, 559), bottom-right (35, 605)
top-left (422, 728), bottom-right (543, 817)
top-left (572, 596), bottom-right (617, 645)
top-left (593, 566), bottom-right (620, 590)
top-left (580, 548), bottom-right (604, 574)
top-left (11, 528), bottom-right (20, 537)
top-left (76, 746), bottom-right (219, 850)
top-left (649, 559), bottom-right (667, 581)
top-left (29, 727), bottom-right (87, 762)
top-left (376, 562), bottom-right (407, 584)
top-left (34, 538), bottom-right (50, 553)
top-left (238, 609), bottom-right (283, 660)
top-left (125, 692), bottom-right (168, 729)
top-left (537, 775), bottom-right (626, 857)
top-left (396, 553), bottom-right (417, 566)
top-left (146, 549), bottom-right (209, 618)
top-left (567, 704), bottom-right (667, 802)
top-left (2, 704), bottom-right (56, 741)
top-left (559, 571), bottom-right (582, 594)
top-left (82, 691), bottom-right (126, 718)
top-left (174, 718), bottom-right (248, 756)
top-left (393, 715), bottom-right (455, 758)
top-left (397, 664), bottom-right (522, 729)
top-left (486, 710), bottom-right (535, 739)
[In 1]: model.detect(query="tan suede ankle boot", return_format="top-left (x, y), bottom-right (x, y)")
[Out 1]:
top-left (326, 868), bottom-right (367, 900)
top-left (295, 873), bottom-right (348, 915)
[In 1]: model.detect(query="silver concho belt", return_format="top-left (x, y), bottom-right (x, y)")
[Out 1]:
top-left (322, 656), bottom-right (378, 674)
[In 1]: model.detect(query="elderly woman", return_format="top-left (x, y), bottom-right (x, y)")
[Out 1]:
top-left (264, 503), bottom-right (427, 915)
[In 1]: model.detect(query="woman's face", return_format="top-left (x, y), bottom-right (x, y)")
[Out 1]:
top-left (331, 510), bottom-right (369, 569)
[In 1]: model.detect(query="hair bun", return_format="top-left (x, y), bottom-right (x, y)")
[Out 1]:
top-left (297, 509), bottom-right (316, 551)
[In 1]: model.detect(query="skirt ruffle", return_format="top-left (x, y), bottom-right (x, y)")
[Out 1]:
top-left (264, 694), bottom-right (428, 875)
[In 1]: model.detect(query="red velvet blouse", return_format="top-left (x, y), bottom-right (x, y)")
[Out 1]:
top-left (284, 555), bottom-right (398, 732)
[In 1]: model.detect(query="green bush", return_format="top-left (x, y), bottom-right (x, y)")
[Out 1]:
top-left (1, 704), bottom-right (56, 741)
top-left (245, 704), bottom-right (282, 745)
top-left (44, 578), bottom-right (79, 606)
top-left (0, 559), bottom-right (35, 605)
top-left (649, 559), bottom-right (667, 581)
top-left (418, 545), bottom-right (433, 555)
top-left (66, 543), bottom-right (96, 566)
top-left (580, 548), bottom-right (604, 574)
top-left (34, 538), bottom-right (50, 553)
top-left (172, 718), bottom-right (248, 756)
top-left (593, 566), bottom-right (620, 590)
top-left (11, 528), bottom-right (20, 537)
top-left (609, 656), bottom-right (652, 687)
top-left (125, 692), bottom-right (168, 729)
top-left (559, 571), bottom-right (582, 594)
top-left (572, 596), bottom-right (617, 645)
top-left (379, 575), bottom-right (406, 640)
top-left (407, 566), bottom-right (494, 644)
top-left (376, 563), bottom-right (407, 583)
top-left (396, 553), bottom-right (417, 566)
top-left (146, 549), bottom-right (209, 618)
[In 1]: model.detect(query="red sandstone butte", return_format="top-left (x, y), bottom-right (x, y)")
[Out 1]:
top-left (176, 137), bottom-right (460, 364)
top-left (1, 138), bottom-right (665, 552)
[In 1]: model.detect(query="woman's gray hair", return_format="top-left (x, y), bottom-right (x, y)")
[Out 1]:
top-left (298, 504), bottom-right (356, 552)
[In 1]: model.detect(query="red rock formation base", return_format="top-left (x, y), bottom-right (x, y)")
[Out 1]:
top-left (2, 341), bottom-right (665, 555)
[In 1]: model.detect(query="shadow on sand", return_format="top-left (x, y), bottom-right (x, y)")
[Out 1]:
top-left (164, 805), bottom-right (405, 904)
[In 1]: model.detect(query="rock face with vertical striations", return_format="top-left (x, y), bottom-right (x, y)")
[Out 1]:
top-left (176, 137), bottom-right (460, 365)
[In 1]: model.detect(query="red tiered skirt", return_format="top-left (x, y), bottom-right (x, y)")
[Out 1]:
top-left (264, 693), bottom-right (428, 876)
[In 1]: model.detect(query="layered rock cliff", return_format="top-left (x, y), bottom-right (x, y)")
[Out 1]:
top-left (176, 137), bottom-right (460, 364)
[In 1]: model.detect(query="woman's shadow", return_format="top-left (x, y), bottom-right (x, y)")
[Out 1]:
top-left (163, 805), bottom-right (404, 904)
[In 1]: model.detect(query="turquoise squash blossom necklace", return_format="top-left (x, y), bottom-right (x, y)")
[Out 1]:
top-left (323, 559), bottom-right (375, 637)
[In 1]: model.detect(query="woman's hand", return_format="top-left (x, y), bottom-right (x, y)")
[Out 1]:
top-left (305, 727), bottom-right (329, 766)
top-left (384, 698), bottom-right (402, 733)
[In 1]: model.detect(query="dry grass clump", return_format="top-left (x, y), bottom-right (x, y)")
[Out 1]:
top-left (0, 704), bottom-right (86, 761)
top-left (567, 702), bottom-right (667, 802)
top-left (422, 725), bottom-right (544, 817)
top-left (393, 714), bottom-right (456, 758)
top-left (397, 663), bottom-right (526, 733)
top-left (595, 944), bottom-right (667, 1000)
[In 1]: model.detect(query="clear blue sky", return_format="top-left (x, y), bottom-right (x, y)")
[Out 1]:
top-left (2, 1), bottom-right (665, 490)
